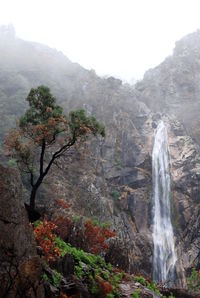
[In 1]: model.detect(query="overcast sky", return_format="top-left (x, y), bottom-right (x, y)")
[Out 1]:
top-left (1, 0), bottom-right (200, 82)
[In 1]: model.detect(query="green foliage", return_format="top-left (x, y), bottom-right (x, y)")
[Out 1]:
top-left (91, 218), bottom-right (99, 226)
top-left (107, 294), bottom-right (114, 298)
top-left (163, 294), bottom-right (175, 298)
top-left (72, 214), bottom-right (81, 222)
top-left (88, 274), bottom-right (99, 295)
top-left (55, 236), bottom-right (106, 268)
top-left (52, 270), bottom-right (62, 288)
top-left (54, 236), bottom-right (123, 297)
top-left (168, 294), bottom-right (176, 298)
top-left (69, 109), bottom-right (105, 137)
top-left (107, 263), bottom-right (113, 272)
top-left (42, 267), bottom-right (62, 288)
top-left (33, 220), bottom-right (42, 227)
top-left (75, 263), bottom-right (84, 279)
top-left (188, 268), bottom-right (200, 292)
top-left (113, 272), bottom-right (123, 285)
top-left (111, 191), bottom-right (120, 200)
top-left (19, 86), bottom-right (63, 127)
top-left (94, 268), bottom-right (101, 277)
top-left (146, 281), bottom-right (160, 295)
top-left (6, 85), bottom-right (105, 209)
top-left (42, 273), bottom-right (49, 282)
top-left (8, 158), bottom-right (17, 168)
top-left (134, 276), bottom-right (147, 286)
top-left (134, 276), bottom-right (160, 295)
top-left (101, 221), bottom-right (112, 229)
top-left (103, 271), bottom-right (110, 280)
top-left (132, 289), bottom-right (140, 298)
top-left (115, 158), bottom-right (121, 170)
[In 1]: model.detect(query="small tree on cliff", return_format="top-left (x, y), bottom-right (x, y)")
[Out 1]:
top-left (5, 86), bottom-right (105, 210)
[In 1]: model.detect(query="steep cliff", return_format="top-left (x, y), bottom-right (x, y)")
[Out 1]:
top-left (1, 26), bottom-right (200, 288)
top-left (134, 30), bottom-right (200, 282)
top-left (135, 30), bottom-right (200, 145)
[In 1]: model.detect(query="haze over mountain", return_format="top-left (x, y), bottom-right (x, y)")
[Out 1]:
top-left (1, 24), bottom-right (200, 297)
top-left (2, 0), bottom-right (200, 81)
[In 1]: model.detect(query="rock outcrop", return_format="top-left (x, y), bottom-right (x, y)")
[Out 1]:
top-left (0, 164), bottom-right (44, 297)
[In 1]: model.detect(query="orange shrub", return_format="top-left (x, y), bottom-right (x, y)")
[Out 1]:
top-left (34, 217), bottom-right (61, 262)
top-left (84, 220), bottom-right (116, 254)
top-left (96, 276), bottom-right (113, 295)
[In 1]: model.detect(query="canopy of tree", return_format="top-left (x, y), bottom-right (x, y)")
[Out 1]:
top-left (5, 86), bottom-right (105, 210)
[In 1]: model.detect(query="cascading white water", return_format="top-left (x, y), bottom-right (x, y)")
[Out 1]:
top-left (152, 121), bottom-right (177, 286)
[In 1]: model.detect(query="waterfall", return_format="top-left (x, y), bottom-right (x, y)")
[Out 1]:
top-left (152, 120), bottom-right (177, 286)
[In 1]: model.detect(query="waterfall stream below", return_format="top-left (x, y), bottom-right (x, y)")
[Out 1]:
top-left (152, 121), bottom-right (177, 286)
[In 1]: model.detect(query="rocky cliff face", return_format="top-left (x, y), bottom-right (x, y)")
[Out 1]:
top-left (0, 164), bottom-right (45, 297)
top-left (133, 30), bottom-right (200, 283)
top-left (1, 26), bottom-right (200, 287)
top-left (135, 30), bottom-right (200, 145)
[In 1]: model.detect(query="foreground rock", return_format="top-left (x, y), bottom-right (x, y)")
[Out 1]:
top-left (0, 164), bottom-right (45, 297)
top-left (160, 287), bottom-right (200, 298)
top-left (120, 281), bottom-right (161, 298)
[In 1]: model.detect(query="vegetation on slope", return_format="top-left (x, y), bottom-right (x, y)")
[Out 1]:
top-left (34, 216), bottom-right (167, 298)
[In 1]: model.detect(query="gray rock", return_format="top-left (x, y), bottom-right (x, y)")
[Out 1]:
top-left (0, 164), bottom-right (44, 297)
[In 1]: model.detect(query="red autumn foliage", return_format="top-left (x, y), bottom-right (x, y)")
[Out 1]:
top-left (53, 198), bottom-right (73, 239)
top-left (34, 217), bottom-right (61, 262)
top-left (55, 198), bottom-right (71, 210)
top-left (84, 220), bottom-right (116, 254)
top-left (54, 215), bottom-right (73, 239)
top-left (96, 276), bottom-right (113, 295)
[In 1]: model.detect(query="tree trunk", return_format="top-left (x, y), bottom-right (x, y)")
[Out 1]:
top-left (29, 175), bottom-right (44, 210)
top-left (30, 187), bottom-right (37, 210)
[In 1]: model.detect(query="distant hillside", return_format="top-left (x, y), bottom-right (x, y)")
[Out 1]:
top-left (0, 25), bottom-right (139, 141)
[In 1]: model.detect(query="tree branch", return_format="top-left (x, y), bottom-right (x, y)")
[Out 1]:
top-left (40, 139), bottom-right (46, 176)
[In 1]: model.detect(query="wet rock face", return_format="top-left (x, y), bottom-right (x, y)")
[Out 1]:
top-left (0, 164), bottom-right (44, 297)
top-left (149, 116), bottom-right (200, 287)
top-left (135, 30), bottom-right (200, 146)
top-left (130, 31), bottom-right (200, 283)
top-left (112, 113), bottom-right (200, 285)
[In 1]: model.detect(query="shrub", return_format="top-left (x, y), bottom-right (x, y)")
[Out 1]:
top-left (96, 276), bottom-right (113, 296)
top-left (111, 191), bottom-right (120, 200)
top-left (134, 275), bottom-right (160, 295)
top-left (188, 268), bottom-right (200, 292)
top-left (34, 217), bottom-right (61, 262)
top-left (54, 236), bottom-right (123, 297)
top-left (42, 273), bottom-right (49, 282)
top-left (132, 289), bottom-right (140, 298)
top-left (134, 275), bottom-right (147, 286)
top-left (52, 270), bottom-right (62, 288)
top-left (147, 281), bottom-right (160, 295)
top-left (84, 219), bottom-right (116, 254)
